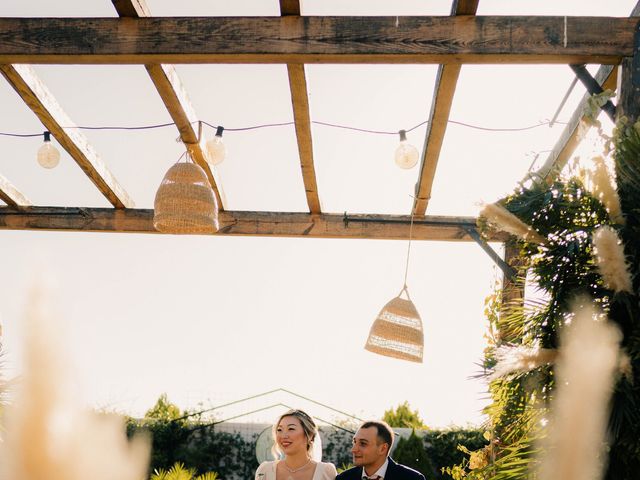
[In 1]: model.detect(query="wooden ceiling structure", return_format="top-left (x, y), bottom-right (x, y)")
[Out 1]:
top-left (0, 0), bottom-right (638, 259)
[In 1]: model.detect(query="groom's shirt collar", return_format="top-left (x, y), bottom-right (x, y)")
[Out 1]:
top-left (361, 458), bottom-right (389, 480)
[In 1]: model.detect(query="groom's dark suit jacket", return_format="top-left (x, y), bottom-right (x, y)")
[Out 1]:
top-left (335, 457), bottom-right (425, 480)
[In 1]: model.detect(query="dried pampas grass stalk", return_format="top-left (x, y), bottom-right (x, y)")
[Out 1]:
top-left (0, 282), bottom-right (149, 480)
top-left (537, 301), bottom-right (621, 480)
top-left (592, 226), bottom-right (633, 293)
top-left (488, 345), bottom-right (558, 381)
top-left (590, 156), bottom-right (624, 225)
top-left (480, 203), bottom-right (547, 244)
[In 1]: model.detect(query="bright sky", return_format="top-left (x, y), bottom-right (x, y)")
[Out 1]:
top-left (0, 0), bottom-right (635, 428)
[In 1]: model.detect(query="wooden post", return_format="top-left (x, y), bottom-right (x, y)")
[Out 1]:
top-left (498, 238), bottom-right (526, 343)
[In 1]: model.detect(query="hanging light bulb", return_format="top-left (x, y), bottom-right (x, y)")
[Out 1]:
top-left (37, 131), bottom-right (60, 169)
top-left (206, 126), bottom-right (226, 166)
top-left (394, 129), bottom-right (419, 169)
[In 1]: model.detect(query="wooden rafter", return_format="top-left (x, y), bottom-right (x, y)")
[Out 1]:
top-left (112, 0), bottom-right (225, 209)
top-left (0, 16), bottom-right (635, 65)
top-left (0, 173), bottom-right (31, 207)
top-left (0, 207), bottom-right (508, 241)
top-left (536, 2), bottom-right (640, 181)
top-left (279, 0), bottom-right (321, 213)
top-left (535, 65), bottom-right (617, 181)
top-left (0, 64), bottom-right (134, 208)
top-left (413, 0), bottom-right (479, 216)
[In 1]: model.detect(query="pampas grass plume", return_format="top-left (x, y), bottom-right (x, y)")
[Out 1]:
top-left (592, 226), bottom-right (633, 293)
top-left (0, 281), bottom-right (149, 480)
top-left (480, 203), bottom-right (547, 244)
top-left (590, 156), bottom-right (624, 224)
top-left (488, 345), bottom-right (557, 380)
top-left (537, 301), bottom-right (621, 480)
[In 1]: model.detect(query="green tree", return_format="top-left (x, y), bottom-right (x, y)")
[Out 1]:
top-left (393, 430), bottom-right (436, 480)
top-left (145, 394), bottom-right (183, 421)
top-left (383, 401), bottom-right (426, 429)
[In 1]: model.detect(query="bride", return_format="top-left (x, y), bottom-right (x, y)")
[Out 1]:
top-left (255, 409), bottom-right (337, 480)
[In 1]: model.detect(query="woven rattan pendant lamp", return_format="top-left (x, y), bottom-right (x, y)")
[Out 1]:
top-left (365, 204), bottom-right (424, 362)
top-left (153, 154), bottom-right (219, 234)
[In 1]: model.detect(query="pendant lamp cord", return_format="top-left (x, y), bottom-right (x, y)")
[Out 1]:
top-left (402, 195), bottom-right (417, 291)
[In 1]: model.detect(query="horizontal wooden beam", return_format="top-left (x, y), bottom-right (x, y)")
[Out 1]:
top-left (0, 64), bottom-right (134, 208)
top-left (0, 16), bottom-right (636, 64)
top-left (0, 206), bottom-right (508, 241)
top-left (0, 173), bottom-right (31, 207)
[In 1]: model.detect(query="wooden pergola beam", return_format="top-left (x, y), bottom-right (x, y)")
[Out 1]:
top-left (112, 0), bottom-right (225, 209)
top-left (535, 2), bottom-right (640, 181)
top-left (280, 0), bottom-right (321, 213)
top-left (0, 206), bottom-right (509, 241)
top-left (0, 16), bottom-right (636, 65)
top-left (0, 173), bottom-right (31, 207)
top-left (413, 0), bottom-right (479, 216)
top-left (0, 64), bottom-right (134, 208)
top-left (535, 65), bottom-right (617, 181)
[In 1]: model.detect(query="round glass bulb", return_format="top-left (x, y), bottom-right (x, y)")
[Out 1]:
top-left (394, 140), bottom-right (419, 169)
top-left (206, 136), bottom-right (226, 166)
top-left (37, 141), bottom-right (60, 169)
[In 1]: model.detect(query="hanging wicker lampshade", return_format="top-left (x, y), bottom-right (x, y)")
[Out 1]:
top-left (365, 287), bottom-right (424, 363)
top-left (153, 161), bottom-right (219, 234)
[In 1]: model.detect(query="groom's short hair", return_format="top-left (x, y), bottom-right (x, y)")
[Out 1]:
top-left (360, 420), bottom-right (394, 449)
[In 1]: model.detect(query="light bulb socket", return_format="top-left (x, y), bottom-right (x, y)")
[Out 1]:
top-left (43, 131), bottom-right (52, 143)
top-left (215, 126), bottom-right (224, 138)
top-left (398, 129), bottom-right (408, 142)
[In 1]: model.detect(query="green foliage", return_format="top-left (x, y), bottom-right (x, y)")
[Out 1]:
top-left (383, 401), bottom-right (426, 429)
top-left (150, 462), bottom-right (218, 480)
top-left (323, 427), bottom-right (354, 468)
top-left (423, 428), bottom-right (487, 479)
top-left (393, 431), bottom-right (436, 480)
top-left (145, 394), bottom-right (183, 422)
top-left (449, 112), bottom-right (640, 480)
top-left (336, 463), bottom-right (354, 474)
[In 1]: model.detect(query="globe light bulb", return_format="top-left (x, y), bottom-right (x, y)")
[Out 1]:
top-left (37, 131), bottom-right (60, 169)
top-left (394, 129), bottom-right (419, 169)
top-left (206, 126), bottom-right (226, 166)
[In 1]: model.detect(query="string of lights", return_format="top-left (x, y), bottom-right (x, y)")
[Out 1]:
top-left (0, 117), bottom-right (566, 139)
top-left (0, 116), bottom-right (568, 170)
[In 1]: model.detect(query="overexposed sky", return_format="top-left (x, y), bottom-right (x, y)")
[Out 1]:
top-left (0, 0), bottom-right (632, 427)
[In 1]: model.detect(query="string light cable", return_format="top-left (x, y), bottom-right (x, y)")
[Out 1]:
top-left (0, 117), bottom-right (568, 139)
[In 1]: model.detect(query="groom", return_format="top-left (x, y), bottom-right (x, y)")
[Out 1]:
top-left (337, 420), bottom-right (426, 480)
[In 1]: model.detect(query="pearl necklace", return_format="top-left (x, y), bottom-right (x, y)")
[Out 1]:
top-left (283, 458), bottom-right (312, 474)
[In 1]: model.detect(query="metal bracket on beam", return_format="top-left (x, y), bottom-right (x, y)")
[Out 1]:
top-left (569, 64), bottom-right (616, 122)
top-left (464, 227), bottom-right (518, 282)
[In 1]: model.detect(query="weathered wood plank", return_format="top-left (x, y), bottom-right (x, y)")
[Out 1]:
top-left (279, 0), bottom-right (321, 213)
top-left (279, 0), bottom-right (300, 16)
top-left (535, 65), bottom-right (617, 181)
top-left (112, 0), bottom-right (225, 209)
top-left (0, 173), bottom-right (31, 207)
top-left (413, 0), bottom-right (480, 216)
top-left (0, 64), bottom-right (134, 208)
top-left (286, 64), bottom-right (321, 213)
top-left (0, 16), bottom-right (635, 65)
top-left (0, 206), bottom-right (508, 241)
